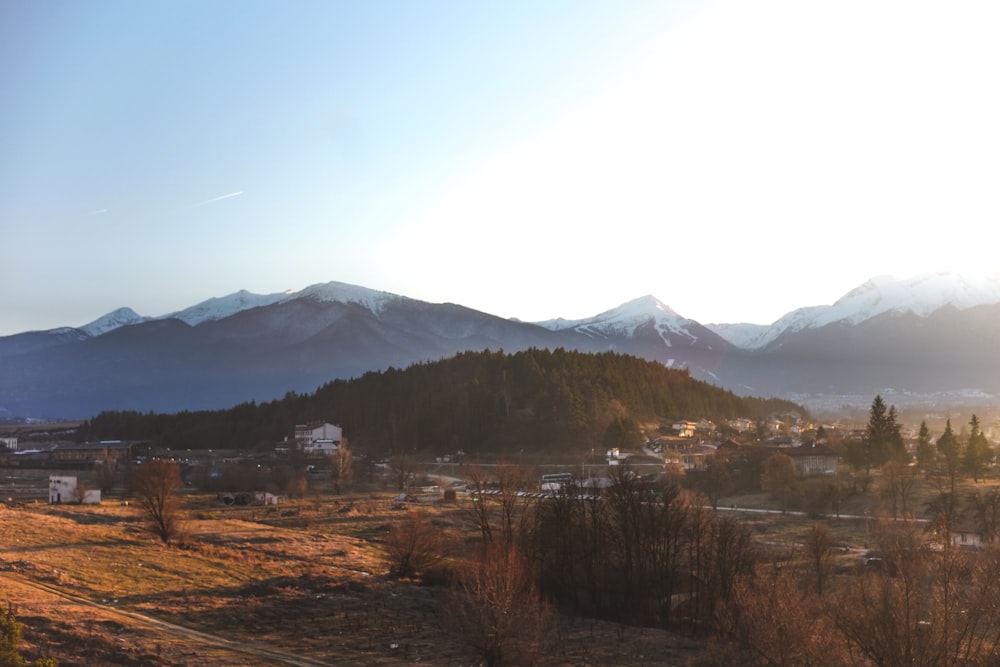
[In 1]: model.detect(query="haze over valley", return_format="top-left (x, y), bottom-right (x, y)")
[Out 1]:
top-left (4, 271), bottom-right (1000, 420)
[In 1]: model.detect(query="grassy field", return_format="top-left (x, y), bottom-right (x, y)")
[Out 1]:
top-left (3, 462), bottom-right (992, 666)
top-left (1, 485), bottom-right (710, 666)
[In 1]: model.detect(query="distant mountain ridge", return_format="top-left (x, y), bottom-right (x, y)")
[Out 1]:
top-left (4, 272), bottom-right (1000, 418)
top-left (706, 273), bottom-right (1000, 349)
top-left (70, 272), bottom-right (1000, 348)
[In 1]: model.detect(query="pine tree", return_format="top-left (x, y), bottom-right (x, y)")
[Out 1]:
top-left (0, 606), bottom-right (22, 667)
top-left (936, 419), bottom-right (961, 493)
top-left (863, 395), bottom-right (905, 474)
top-left (963, 414), bottom-right (992, 482)
top-left (0, 605), bottom-right (58, 667)
top-left (914, 420), bottom-right (935, 478)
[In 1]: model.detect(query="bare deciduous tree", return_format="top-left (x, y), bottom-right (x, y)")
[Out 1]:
top-left (880, 460), bottom-right (918, 519)
top-left (493, 461), bottom-right (538, 549)
top-left (723, 567), bottom-right (846, 667)
top-left (761, 452), bottom-right (798, 511)
top-left (68, 479), bottom-right (88, 505)
top-left (95, 455), bottom-right (117, 495)
top-left (462, 462), bottom-right (537, 548)
top-left (387, 454), bottom-right (417, 491)
top-left (803, 522), bottom-right (834, 597)
top-left (445, 544), bottom-right (554, 667)
top-left (333, 437), bottom-right (353, 493)
top-left (831, 522), bottom-right (1000, 667)
top-left (384, 510), bottom-right (450, 580)
top-left (128, 459), bottom-right (184, 544)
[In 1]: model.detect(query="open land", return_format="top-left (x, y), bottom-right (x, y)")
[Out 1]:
top-left (1, 477), bottom-right (717, 667)
top-left (4, 454), bottom-right (986, 666)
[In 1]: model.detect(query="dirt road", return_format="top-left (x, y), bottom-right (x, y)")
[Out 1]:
top-left (1, 571), bottom-right (335, 666)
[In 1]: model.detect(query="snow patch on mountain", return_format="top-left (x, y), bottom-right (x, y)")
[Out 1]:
top-left (285, 281), bottom-right (403, 314)
top-left (705, 322), bottom-right (771, 349)
top-left (712, 272), bottom-right (1000, 350)
top-left (165, 289), bottom-right (289, 326)
top-left (536, 295), bottom-right (697, 344)
top-left (62, 272), bottom-right (1000, 347)
top-left (80, 307), bottom-right (148, 336)
top-left (72, 282), bottom-right (411, 337)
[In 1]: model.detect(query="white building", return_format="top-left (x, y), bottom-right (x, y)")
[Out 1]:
top-left (294, 422), bottom-right (343, 455)
top-left (304, 439), bottom-right (340, 455)
top-left (672, 421), bottom-right (697, 438)
top-left (728, 418), bottom-right (755, 433)
top-left (0, 437), bottom-right (17, 450)
top-left (49, 475), bottom-right (101, 504)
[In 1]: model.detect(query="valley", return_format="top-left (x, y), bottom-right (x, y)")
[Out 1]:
top-left (3, 273), bottom-right (1000, 419)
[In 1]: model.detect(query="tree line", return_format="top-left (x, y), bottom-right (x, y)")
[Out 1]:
top-left (78, 348), bottom-right (804, 455)
top-left (385, 460), bottom-right (1000, 666)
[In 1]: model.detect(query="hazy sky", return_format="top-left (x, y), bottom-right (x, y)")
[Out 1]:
top-left (3, 0), bottom-right (999, 336)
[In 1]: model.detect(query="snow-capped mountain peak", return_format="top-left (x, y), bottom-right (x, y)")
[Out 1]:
top-left (165, 289), bottom-right (289, 326)
top-left (834, 273), bottom-right (1000, 320)
top-left (536, 295), bottom-right (692, 341)
top-left (60, 272), bottom-right (1000, 350)
top-left (69, 282), bottom-right (408, 337)
top-left (80, 307), bottom-right (148, 336)
top-left (284, 281), bottom-right (403, 314)
top-left (709, 272), bottom-right (1000, 349)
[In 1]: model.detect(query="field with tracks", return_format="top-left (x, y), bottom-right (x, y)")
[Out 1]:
top-left (1, 485), bottom-right (712, 666)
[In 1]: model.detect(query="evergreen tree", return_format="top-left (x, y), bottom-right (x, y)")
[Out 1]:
top-left (0, 607), bottom-right (20, 667)
top-left (0, 605), bottom-right (58, 667)
top-left (862, 395), bottom-right (905, 474)
top-left (603, 416), bottom-right (643, 450)
top-left (963, 414), bottom-right (992, 482)
top-left (886, 406), bottom-right (905, 460)
top-left (914, 420), bottom-right (935, 478)
top-left (78, 349), bottom-right (809, 457)
top-left (936, 419), bottom-right (961, 493)
top-left (761, 452), bottom-right (798, 511)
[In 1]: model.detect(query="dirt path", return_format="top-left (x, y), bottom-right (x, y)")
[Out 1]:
top-left (1, 571), bottom-right (335, 666)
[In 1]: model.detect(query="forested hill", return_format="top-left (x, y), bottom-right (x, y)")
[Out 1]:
top-left (79, 348), bottom-right (805, 454)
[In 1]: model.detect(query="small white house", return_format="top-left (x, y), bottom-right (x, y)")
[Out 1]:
top-left (728, 418), bottom-right (755, 433)
top-left (951, 526), bottom-right (986, 549)
top-left (49, 475), bottom-right (101, 504)
top-left (254, 491), bottom-right (282, 505)
top-left (303, 439), bottom-right (340, 455)
top-left (672, 421), bottom-right (697, 438)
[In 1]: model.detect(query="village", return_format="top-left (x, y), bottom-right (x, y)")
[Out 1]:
top-left (0, 415), bottom-right (852, 503)
top-left (4, 406), bottom-right (1000, 666)
top-left (4, 406), bottom-right (998, 553)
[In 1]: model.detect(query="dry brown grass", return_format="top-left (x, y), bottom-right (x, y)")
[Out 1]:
top-left (1, 492), bottom-right (704, 666)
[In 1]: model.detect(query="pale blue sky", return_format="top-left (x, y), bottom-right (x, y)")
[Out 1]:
top-left (3, 0), bottom-right (999, 335)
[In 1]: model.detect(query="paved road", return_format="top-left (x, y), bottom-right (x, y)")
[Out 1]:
top-left (715, 504), bottom-right (928, 522)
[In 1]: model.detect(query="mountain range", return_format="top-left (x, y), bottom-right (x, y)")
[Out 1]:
top-left (4, 272), bottom-right (1000, 419)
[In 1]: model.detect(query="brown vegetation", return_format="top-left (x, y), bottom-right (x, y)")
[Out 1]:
top-left (1, 489), bottom-right (705, 666)
top-left (126, 460), bottom-right (184, 544)
top-left (9, 413), bottom-right (1000, 667)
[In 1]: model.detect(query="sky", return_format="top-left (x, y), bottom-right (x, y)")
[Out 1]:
top-left (3, 0), bottom-right (1000, 336)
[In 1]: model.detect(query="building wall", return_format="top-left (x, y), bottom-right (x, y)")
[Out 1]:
top-left (49, 475), bottom-right (101, 504)
top-left (49, 475), bottom-right (77, 503)
top-left (303, 440), bottom-right (339, 455)
top-left (295, 423), bottom-right (343, 445)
